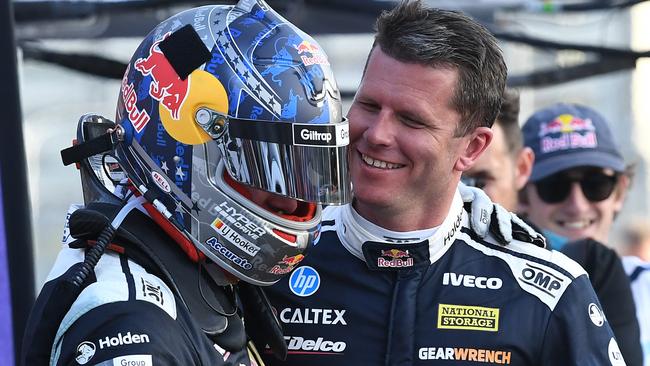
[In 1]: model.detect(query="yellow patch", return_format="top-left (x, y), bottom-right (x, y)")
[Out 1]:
top-left (159, 70), bottom-right (228, 145)
top-left (437, 304), bottom-right (499, 332)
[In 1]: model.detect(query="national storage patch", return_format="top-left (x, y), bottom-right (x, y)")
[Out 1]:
top-left (437, 304), bottom-right (499, 332)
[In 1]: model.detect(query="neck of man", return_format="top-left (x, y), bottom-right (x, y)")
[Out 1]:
top-left (352, 190), bottom-right (456, 232)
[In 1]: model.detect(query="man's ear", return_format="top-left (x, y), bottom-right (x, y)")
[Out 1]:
top-left (455, 127), bottom-right (492, 172)
top-left (515, 147), bottom-right (535, 190)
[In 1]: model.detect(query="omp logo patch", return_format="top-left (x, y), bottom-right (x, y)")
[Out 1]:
top-left (519, 263), bottom-right (564, 297)
top-left (437, 304), bottom-right (499, 332)
top-left (418, 347), bottom-right (511, 364)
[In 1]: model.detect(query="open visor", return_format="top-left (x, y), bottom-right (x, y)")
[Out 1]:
top-left (201, 111), bottom-right (351, 205)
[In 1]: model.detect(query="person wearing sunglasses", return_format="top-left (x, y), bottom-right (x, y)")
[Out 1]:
top-left (520, 103), bottom-right (631, 248)
top-left (519, 102), bottom-right (643, 365)
top-left (464, 99), bottom-right (643, 365)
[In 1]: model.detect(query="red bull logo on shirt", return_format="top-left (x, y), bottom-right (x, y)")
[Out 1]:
top-left (538, 114), bottom-right (598, 154)
top-left (378, 249), bottom-right (414, 268)
top-left (293, 40), bottom-right (329, 66)
top-left (135, 33), bottom-right (190, 121)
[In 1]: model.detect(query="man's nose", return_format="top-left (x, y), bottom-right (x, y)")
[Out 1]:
top-left (364, 111), bottom-right (395, 147)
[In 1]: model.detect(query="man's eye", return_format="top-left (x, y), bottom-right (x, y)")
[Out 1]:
top-left (401, 117), bottom-right (425, 128)
top-left (357, 100), bottom-right (379, 112)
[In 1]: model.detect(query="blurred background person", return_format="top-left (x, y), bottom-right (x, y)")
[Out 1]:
top-left (464, 99), bottom-right (643, 365)
top-left (519, 103), bottom-right (631, 247)
top-left (462, 89), bottom-right (533, 212)
top-left (621, 219), bottom-right (650, 365)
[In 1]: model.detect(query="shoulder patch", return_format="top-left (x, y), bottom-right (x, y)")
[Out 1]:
top-left (459, 231), bottom-right (586, 311)
top-left (51, 252), bottom-right (177, 364)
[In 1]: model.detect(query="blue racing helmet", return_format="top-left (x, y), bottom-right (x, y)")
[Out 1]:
top-left (112, 0), bottom-right (350, 285)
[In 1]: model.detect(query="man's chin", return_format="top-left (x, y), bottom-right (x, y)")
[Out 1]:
top-left (352, 188), bottom-right (395, 210)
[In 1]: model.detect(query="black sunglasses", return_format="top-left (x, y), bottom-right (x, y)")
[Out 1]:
top-left (534, 171), bottom-right (619, 204)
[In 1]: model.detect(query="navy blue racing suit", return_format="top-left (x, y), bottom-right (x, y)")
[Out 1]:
top-left (262, 191), bottom-right (626, 365)
top-left (21, 204), bottom-right (262, 366)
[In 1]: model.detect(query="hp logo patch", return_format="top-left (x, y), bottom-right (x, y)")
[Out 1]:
top-left (289, 266), bottom-right (320, 297)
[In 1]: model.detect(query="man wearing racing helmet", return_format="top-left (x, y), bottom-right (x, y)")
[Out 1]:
top-left (263, 1), bottom-right (623, 365)
top-left (21, 1), bottom-right (351, 365)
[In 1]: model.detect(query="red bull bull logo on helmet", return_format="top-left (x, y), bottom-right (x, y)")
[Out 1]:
top-left (135, 33), bottom-right (190, 121)
top-left (539, 114), bottom-right (598, 154)
top-left (294, 40), bottom-right (329, 66)
top-left (378, 249), bottom-right (414, 268)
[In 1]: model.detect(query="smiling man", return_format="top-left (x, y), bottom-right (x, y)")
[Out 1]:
top-left (263, 1), bottom-right (623, 365)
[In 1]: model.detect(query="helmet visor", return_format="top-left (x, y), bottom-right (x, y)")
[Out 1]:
top-left (200, 112), bottom-right (351, 205)
top-left (231, 139), bottom-right (350, 205)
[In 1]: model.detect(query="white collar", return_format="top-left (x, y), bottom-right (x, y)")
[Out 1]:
top-left (335, 189), bottom-right (467, 264)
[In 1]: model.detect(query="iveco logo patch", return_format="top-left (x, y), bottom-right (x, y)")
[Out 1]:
top-left (442, 272), bottom-right (503, 289)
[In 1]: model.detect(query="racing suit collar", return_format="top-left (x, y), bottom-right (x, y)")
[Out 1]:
top-left (337, 189), bottom-right (467, 265)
